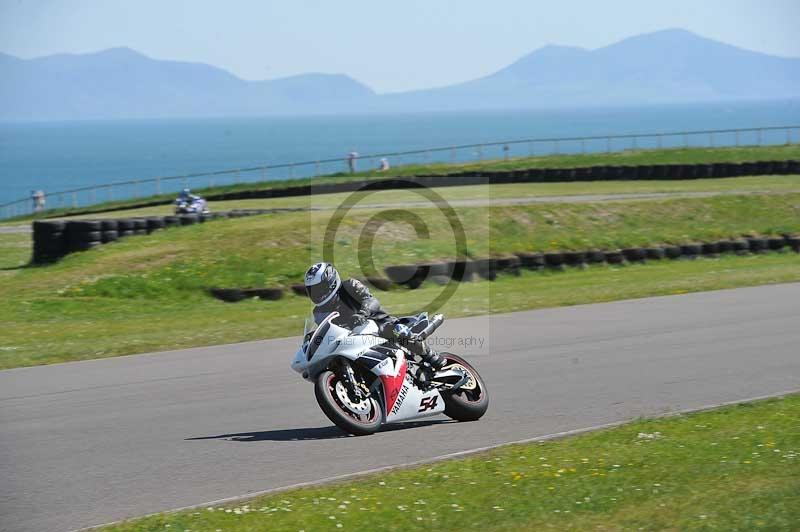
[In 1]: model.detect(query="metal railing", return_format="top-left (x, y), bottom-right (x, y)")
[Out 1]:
top-left (1, 124), bottom-right (798, 220)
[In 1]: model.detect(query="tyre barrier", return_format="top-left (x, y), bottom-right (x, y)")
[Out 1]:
top-left (701, 242), bottom-right (719, 256)
top-left (645, 247), bottom-right (665, 260)
top-left (544, 252), bottom-right (564, 268)
top-left (376, 234), bottom-right (798, 289)
top-left (209, 287), bottom-right (284, 302)
top-left (290, 284), bottom-right (307, 296)
top-left (605, 251), bottom-right (624, 264)
top-left (30, 209), bottom-right (280, 263)
top-left (586, 250), bottom-right (606, 264)
top-left (45, 160), bottom-right (800, 220)
top-left (563, 251), bottom-right (587, 267)
top-left (680, 243), bottom-right (702, 257)
top-left (747, 237), bottom-right (769, 253)
top-left (622, 248), bottom-right (646, 262)
top-left (663, 245), bottom-right (682, 259)
top-left (767, 237), bottom-right (786, 251)
top-left (516, 252), bottom-right (545, 269)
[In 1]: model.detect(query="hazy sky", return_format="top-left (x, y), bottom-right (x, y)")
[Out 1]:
top-left (1, 0), bottom-right (798, 92)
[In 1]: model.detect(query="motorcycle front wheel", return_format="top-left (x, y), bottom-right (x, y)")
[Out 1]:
top-left (314, 370), bottom-right (382, 436)
top-left (440, 353), bottom-right (489, 422)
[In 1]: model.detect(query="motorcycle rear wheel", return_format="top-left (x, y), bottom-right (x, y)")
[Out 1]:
top-left (440, 353), bottom-right (489, 422)
top-left (315, 370), bottom-right (382, 436)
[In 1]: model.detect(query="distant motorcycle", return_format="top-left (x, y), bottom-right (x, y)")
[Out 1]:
top-left (291, 311), bottom-right (489, 435)
top-left (174, 196), bottom-right (209, 215)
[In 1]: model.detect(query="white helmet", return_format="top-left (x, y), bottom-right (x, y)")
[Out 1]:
top-left (304, 262), bottom-right (341, 305)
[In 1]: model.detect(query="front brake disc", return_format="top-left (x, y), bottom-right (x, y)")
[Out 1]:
top-left (335, 381), bottom-right (370, 414)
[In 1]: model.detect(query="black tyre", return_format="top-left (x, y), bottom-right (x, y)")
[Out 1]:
top-left (747, 237), bottom-right (768, 253)
top-left (117, 219), bottom-right (135, 231)
top-left (75, 230), bottom-right (102, 243)
top-left (71, 241), bottom-right (102, 252)
top-left (474, 259), bottom-right (497, 280)
top-left (767, 237), bottom-right (786, 251)
top-left (163, 216), bottom-right (180, 227)
top-left (146, 217), bottom-right (166, 232)
top-left (563, 251), bottom-right (587, 267)
top-left (245, 287), bottom-right (284, 301)
top-left (208, 288), bottom-right (246, 302)
top-left (314, 370), bottom-right (382, 436)
top-left (496, 256), bottom-right (521, 275)
top-left (732, 239), bottom-right (750, 254)
top-left (516, 252), bottom-right (545, 269)
top-left (384, 264), bottom-right (417, 284)
top-left (586, 250), bottom-right (606, 264)
top-left (544, 252), bottom-right (564, 267)
top-left (717, 240), bottom-right (734, 254)
top-left (101, 219), bottom-right (118, 231)
top-left (680, 244), bottom-right (702, 257)
top-left (70, 220), bottom-right (102, 232)
top-left (622, 248), bottom-right (646, 262)
top-left (644, 247), bottom-right (665, 260)
top-left (605, 250), bottom-right (624, 264)
top-left (440, 353), bottom-right (489, 422)
top-left (102, 230), bottom-right (119, 243)
top-left (33, 220), bottom-right (66, 235)
top-left (290, 284), bottom-right (307, 296)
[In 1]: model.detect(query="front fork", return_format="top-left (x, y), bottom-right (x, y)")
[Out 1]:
top-left (338, 359), bottom-right (369, 402)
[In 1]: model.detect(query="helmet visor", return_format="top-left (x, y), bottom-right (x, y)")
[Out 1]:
top-left (306, 281), bottom-right (335, 304)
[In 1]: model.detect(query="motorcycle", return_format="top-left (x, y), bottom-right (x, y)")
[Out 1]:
top-left (291, 311), bottom-right (489, 435)
top-left (174, 197), bottom-right (210, 215)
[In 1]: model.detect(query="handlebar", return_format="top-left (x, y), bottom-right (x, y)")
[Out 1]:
top-left (412, 313), bottom-right (444, 341)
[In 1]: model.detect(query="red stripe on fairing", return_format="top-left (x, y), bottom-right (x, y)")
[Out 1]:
top-left (380, 356), bottom-right (408, 413)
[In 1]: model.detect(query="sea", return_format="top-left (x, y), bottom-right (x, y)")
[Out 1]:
top-left (1, 100), bottom-right (799, 210)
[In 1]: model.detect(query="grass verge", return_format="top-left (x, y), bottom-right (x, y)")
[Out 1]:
top-left (102, 393), bottom-right (800, 531)
top-left (8, 144), bottom-right (799, 222)
top-left (1, 253), bottom-right (799, 369)
top-left (43, 174), bottom-right (800, 220)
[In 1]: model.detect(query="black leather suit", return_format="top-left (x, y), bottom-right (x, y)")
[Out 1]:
top-left (313, 279), bottom-right (433, 360)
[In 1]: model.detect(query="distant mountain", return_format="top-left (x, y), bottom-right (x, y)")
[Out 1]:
top-left (2, 29), bottom-right (799, 121)
top-left (0, 47), bottom-right (375, 120)
top-left (379, 29), bottom-right (800, 111)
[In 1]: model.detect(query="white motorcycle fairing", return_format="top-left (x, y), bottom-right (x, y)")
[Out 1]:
top-left (291, 312), bottom-right (446, 423)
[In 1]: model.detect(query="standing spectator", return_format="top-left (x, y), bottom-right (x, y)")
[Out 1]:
top-left (346, 151), bottom-right (359, 174)
top-left (378, 157), bottom-right (390, 171)
top-left (31, 190), bottom-right (46, 212)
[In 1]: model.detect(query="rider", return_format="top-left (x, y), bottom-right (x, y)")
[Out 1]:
top-left (304, 262), bottom-right (445, 370)
top-left (178, 188), bottom-right (200, 202)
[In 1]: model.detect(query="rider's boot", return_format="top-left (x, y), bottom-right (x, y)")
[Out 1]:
top-left (419, 343), bottom-right (446, 370)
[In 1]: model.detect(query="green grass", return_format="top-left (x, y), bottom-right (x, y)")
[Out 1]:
top-left (8, 144), bottom-right (799, 222)
top-left (2, 192), bottom-right (798, 369)
top-left (349, 143), bottom-right (800, 175)
top-left (2, 253), bottom-right (799, 369)
top-left (0, 232), bottom-right (30, 271)
top-left (103, 393), bottom-right (800, 531)
top-left (43, 174), bottom-right (800, 219)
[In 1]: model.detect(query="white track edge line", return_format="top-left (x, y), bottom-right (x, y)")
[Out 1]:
top-left (74, 388), bottom-right (799, 531)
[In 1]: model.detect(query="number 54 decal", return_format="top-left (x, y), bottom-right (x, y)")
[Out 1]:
top-left (418, 396), bottom-right (439, 412)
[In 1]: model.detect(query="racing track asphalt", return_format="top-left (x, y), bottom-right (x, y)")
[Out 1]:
top-left (1, 283), bottom-right (799, 531)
